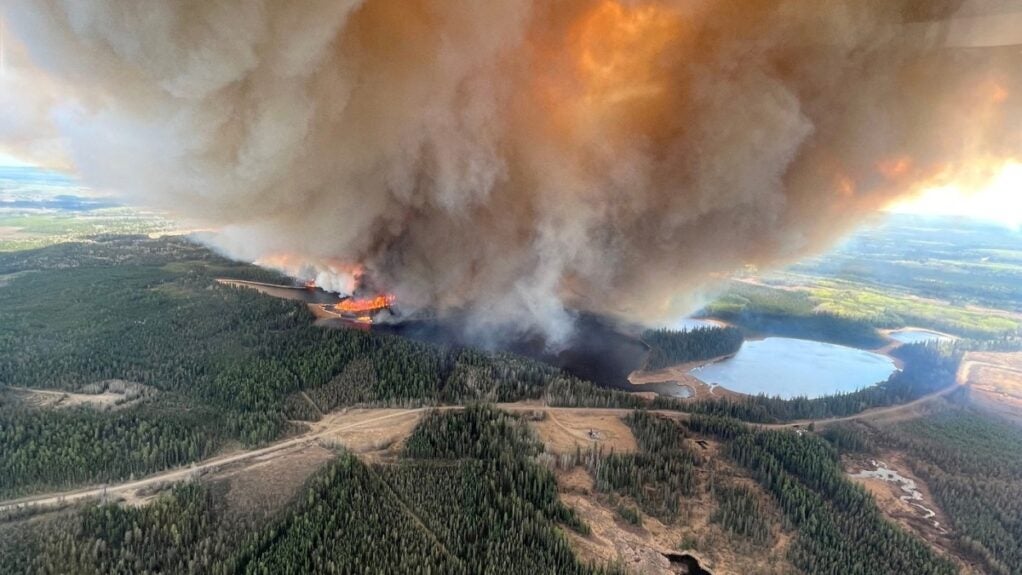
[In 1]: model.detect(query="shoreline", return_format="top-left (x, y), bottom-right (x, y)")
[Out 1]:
top-left (627, 352), bottom-right (744, 401)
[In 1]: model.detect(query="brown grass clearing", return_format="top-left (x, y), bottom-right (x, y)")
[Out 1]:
top-left (529, 410), bottom-right (638, 455)
top-left (214, 443), bottom-right (336, 518)
top-left (557, 437), bottom-right (795, 575)
top-left (959, 352), bottom-right (1022, 423)
top-left (844, 450), bottom-right (983, 574)
top-left (312, 408), bottom-right (425, 455)
top-left (5, 380), bottom-right (153, 411)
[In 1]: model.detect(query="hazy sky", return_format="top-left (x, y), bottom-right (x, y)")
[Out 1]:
top-left (0, 1), bottom-right (1019, 340)
top-left (887, 162), bottom-right (1022, 228)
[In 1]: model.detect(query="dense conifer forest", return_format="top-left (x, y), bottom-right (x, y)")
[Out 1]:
top-left (588, 411), bottom-right (701, 522)
top-left (1, 406), bottom-right (618, 575)
top-left (702, 282), bottom-right (886, 348)
top-left (710, 482), bottom-right (774, 546)
top-left (0, 238), bottom-right (566, 495)
top-left (0, 237), bottom-right (1005, 575)
top-left (686, 415), bottom-right (956, 575)
top-left (828, 404), bottom-right (1022, 575)
top-left (641, 326), bottom-right (744, 370)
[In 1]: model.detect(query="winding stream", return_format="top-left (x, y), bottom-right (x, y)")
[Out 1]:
top-left (850, 459), bottom-right (944, 531)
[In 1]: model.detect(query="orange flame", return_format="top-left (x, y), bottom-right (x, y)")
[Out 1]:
top-left (337, 294), bottom-right (396, 314)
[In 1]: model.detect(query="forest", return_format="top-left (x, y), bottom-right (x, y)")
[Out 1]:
top-left (710, 482), bottom-right (774, 546)
top-left (641, 326), bottom-right (743, 370)
top-left (0, 235), bottom-right (989, 575)
top-left (702, 281), bottom-right (886, 348)
top-left (827, 404), bottom-right (1022, 575)
top-left (686, 415), bottom-right (955, 575)
top-left (1, 406), bottom-right (618, 575)
top-left (0, 237), bottom-right (569, 496)
top-left (0, 237), bottom-right (973, 498)
top-left (587, 411), bottom-right (701, 522)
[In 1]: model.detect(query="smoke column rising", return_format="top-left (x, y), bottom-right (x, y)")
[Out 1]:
top-left (2, 0), bottom-right (1020, 343)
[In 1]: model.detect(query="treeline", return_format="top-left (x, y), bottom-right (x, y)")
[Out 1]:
top-left (0, 482), bottom-right (254, 575)
top-left (704, 281), bottom-right (885, 348)
top-left (2, 406), bottom-right (621, 574)
top-left (834, 406), bottom-right (1022, 574)
top-left (549, 342), bottom-right (961, 425)
top-left (0, 238), bottom-right (571, 495)
top-left (0, 399), bottom-right (225, 498)
top-left (687, 415), bottom-right (955, 575)
top-left (711, 483), bottom-right (774, 546)
top-left (641, 326), bottom-right (743, 370)
top-left (589, 412), bottom-right (701, 522)
top-left (545, 376), bottom-right (651, 410)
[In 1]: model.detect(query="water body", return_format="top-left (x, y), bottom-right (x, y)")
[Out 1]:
top-left (850, 459), bottom-right (943, 531)
top-left (672, 317), bottom-right (719, 331)
top-left (690, 337), bottom-right (896, 399)
top-left (888, 328), bottom-right (953, 344)
top-left (639, 381), bottom-right (694, 398)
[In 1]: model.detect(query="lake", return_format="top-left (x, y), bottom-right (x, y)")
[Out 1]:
top-left (671, 317), bottom-right (721, 331)
top-left (689, 337), bottom-right (896, 399)
top-left (888, 328), bottom-right (953, 344)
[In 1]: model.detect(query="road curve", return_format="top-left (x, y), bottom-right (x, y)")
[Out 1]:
top-left (0, 408), bottom-right (426, 513)
top-left (2, 378), bottom-right (972, 514)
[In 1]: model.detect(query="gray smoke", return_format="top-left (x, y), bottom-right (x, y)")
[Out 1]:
top-left (3, 0), bottom-right (1020, 343)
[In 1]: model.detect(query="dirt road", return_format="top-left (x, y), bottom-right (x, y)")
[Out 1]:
top-left (0, 408), bottom-right (427, 514)
top-left (2, 381), bottom-right (972, 514)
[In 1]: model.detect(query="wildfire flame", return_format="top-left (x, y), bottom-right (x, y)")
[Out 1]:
top-left (337, 294), bottom-right (396, 314)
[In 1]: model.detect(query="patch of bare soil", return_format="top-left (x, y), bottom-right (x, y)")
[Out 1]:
top-left (558, 438), bottom-right (795, 575)
top-left (215, 443), bottom-right (336, 518)
top-left (530, 410), bottom-right (638, 455)
top-left (629, 362), bottom-right (744, 402)
top-left (116, 409), bottom-right (423, 511)
top-left (312, 408), bottom-right (425, 455)
top-left (844, 451), bottom-right (984, 574)
top-left (6, 380), bottom-right (154, 411)
top-left (960, 352), bottom-right (1022, 423)
top-left (308, 303), bottom-right (337, 319)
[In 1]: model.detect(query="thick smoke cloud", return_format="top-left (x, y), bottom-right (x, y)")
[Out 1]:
top-left (3, 0), bottom-right (1020, 343)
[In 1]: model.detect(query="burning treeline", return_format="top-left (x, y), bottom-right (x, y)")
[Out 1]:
top-left (3, 0), bottom-right (1020, 342)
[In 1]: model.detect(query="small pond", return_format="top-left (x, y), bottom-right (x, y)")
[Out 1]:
top-left (888, 328), bottom-right (953, 345)
top-left (689, 337), bottom-right (897, 399)
top-left (672, 318), bottom-right (719, 331)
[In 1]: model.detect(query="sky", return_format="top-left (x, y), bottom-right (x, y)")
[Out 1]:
top-left (1, 151), bottom-right (1018, 228)
top-left (886, 162), bottom-right (1022, 229)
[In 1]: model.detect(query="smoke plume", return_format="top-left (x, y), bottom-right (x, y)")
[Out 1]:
top-left (3, 0), bottom-right (1020, 343)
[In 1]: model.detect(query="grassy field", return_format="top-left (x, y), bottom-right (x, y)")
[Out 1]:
top-left (0, 209), bottom-right (172, 252)
top-left (808, 282), bottom-right (1020, 338)
top-left (714, 215), bottom-right (1022, 340)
